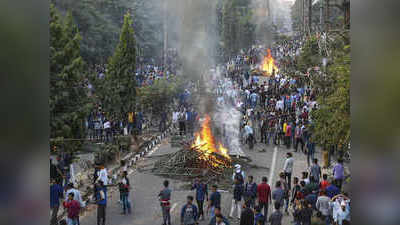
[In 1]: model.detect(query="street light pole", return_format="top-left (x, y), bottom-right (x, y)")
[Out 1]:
top-left (163, 0), bottom-right (168, 69)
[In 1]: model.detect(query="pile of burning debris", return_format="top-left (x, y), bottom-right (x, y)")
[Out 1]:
top-left (152, 115), bottom-right (232, 181)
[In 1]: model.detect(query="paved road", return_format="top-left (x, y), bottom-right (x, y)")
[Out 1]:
top-left (79, 137), bottom-right (322, 225)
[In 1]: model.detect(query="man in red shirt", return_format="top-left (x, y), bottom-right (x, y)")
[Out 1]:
top-left (63, 192), bottom-right (81, 225)
top-left (319, 174), bottom-right (330, 191)
top-left (257, 177), bottom-right (272, 218)
top-left (285, 123), bottom-right (292, 149)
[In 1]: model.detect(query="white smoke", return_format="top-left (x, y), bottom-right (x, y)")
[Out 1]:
top-left (211, 66), bottom-right (246, 157)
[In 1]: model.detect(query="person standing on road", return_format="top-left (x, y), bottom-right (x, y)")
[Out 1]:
top-left (191, 179), bottom-right (208, 220)
top-left (333, 159), bottom-right (345, 190)
top-left (63, 192), bottom-right (81, 225)
top-left (181, 195), bottom-right (198, 225)
top-left (278, 172), bottom-right (290, 214)
top-left (94, 181), bottom-right (107, 225)
top-left (209, 207), bottom-right (230, 225)
top-left (316, 190), bottom-right (332, 225)
top-left (254, 206), bottom-right (266, 225)
top-left (159, 180), bottom-right (172, 225)
top-left (244, 175), bottom-right (257, 209)
top-left (257, 177), bottom-right (272, 218)
top-left (65, 183), bottom-right (84, 225)
top-left (50, 178), bottom-right (64, 225)
top-left (229, 178), bottom-right (244, 220)
top-left (272, 181), bottom-right (284, 211)
top-left (320, 174), bottom-right (330, 191)
top-left (208, 184), bottom-right (221, 219)
top-left (285, 122), bottom-right (292, 149)
top-left (240, 201), bottom-right (254, 225)
top-left (294, 123), bottom-right (304, 152)
top-left (119, 171), bottom-right (131, 214)
top-left (96, 164), bottom-right (109, 186)
top-left (268, 202), bottom-right (283, 225)
top-left (306, 137), bottom-right (315, 167)
top-left (232, 164), bottom-right (245, 185)
top-left (310, 158), bottom-right (322, 184)
top-left (283, 152), bottom-right (294, 190)
top-left (290, 177), bottom-right (301, 207)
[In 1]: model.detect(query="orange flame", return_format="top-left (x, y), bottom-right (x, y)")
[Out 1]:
top-left (260, 48), bottom-right (279, 76)
top-left (191, 115), bottom-right (231, 166)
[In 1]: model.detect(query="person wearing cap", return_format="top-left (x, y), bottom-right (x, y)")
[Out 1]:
top-left (232, 164), bottom-right (245, 185)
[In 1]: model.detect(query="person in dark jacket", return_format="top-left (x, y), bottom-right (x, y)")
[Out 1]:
top-left (209, 207), bottom-right (230, 225)
top-left (268, 202), bottom-right (283, 225)
top-left (229, 178), bottom-right (244, 219)
top-left (50, 178), bottom-right (63, 225)
top-left (244, 175), bottom-right (257, 209)
top-left (191, 179), bottom-right (208, 220)
top-left (299, 200), bottom-right (313, 225)
top-left (180, 196), bottom-right (198, 225)
top-left (94, 181), bottom-right (107, 225)
top-left (240, 201), bottom-right (254, 225)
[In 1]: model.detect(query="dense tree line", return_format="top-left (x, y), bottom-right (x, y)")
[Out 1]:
top-left (50, 4), bottom-right (91, 141)
top-left (51, 0), bottom-right (163, 65)
top-left (219, 0), bottom-right (256, 60)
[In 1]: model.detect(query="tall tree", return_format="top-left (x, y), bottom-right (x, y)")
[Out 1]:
top-left (102, 12), bottom-right (137, 122)
top-left (50, 4), bottom-right (89, 139)
top-left (221, 0), bottom-right (255, 59)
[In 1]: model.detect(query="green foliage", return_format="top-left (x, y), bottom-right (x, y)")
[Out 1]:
top-left (220, 0), bottom-right (255, 59)
top-left (297, 36), bottom-right (321, 72)
top-left (101, 12), bottom-right (137, 121)
top-left (138, 76), bottom-right (184, 116)
top-left (52, 0), bottom-right (163, 64)
top-left (311, 36), bottom-right (350, 148)
top-left (50, 4), bottom-right (90, 141)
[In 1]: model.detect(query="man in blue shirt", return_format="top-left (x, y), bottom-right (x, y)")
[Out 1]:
top-left (181, 196), bottom-right (198, 225)
top-left (50, 179), bottom-right (63, 225)
top-left (208, 184), bottom-right (221, 219)
top-left (159, 180), bottom-right (172, 225)
top-left (326, 180), bottom-right (341, 199)
top-left (191, 179), bottom-right (208, 220)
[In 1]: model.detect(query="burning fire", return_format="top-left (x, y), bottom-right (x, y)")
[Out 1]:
top-left (191, 115), bottom-right (231, 166)
top-left (260, 48), bottom-right (279, 76)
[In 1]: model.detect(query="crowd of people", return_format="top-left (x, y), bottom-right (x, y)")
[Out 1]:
top-left (50, 37), bottom-right (350, 225)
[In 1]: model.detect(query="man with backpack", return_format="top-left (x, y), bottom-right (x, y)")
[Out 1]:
top-left (232, 164), bottom-right (245, 185)
top-left (180, 196), bottom-right (198, 225)
top-left (93, 181), bottom-right (107, 225)
top-left (229, 178), bottom-right (244, 220)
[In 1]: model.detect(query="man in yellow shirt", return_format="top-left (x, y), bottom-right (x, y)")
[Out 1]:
top-left (128, 112), bottom-right (134, 134)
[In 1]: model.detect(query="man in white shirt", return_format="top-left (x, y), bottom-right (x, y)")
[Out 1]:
top-left (96, 165), bottom-right (109, 186)
top-left (65, 183), bottom-right (85, 207)
top-left (283, 152), bottom-right (294, 190)
top-left (103, 119), bottom-right (111, 142)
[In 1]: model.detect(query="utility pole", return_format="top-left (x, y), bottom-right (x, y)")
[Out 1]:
top-left (302, 0), bottom-right (305, 35)
top-left (320, 0), bottom-right (324, 32)
top-left (163, 0), bottom-right (168, 69)
top-left (325, 0), bottom-right (330, 32)
top-left (308, 0), bottom-right (312, 34)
